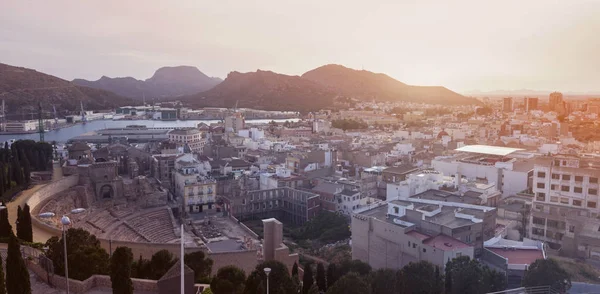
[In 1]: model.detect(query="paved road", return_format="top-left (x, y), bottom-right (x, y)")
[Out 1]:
top-left (8, 162), bottom-right (65, 243)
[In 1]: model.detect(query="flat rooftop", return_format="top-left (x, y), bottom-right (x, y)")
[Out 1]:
top-left (455, 145), bottom-right (524, 156)
top-left (423, 234), bottom-right (471, 250)
top-left (205, 239), bottom-right (248, 253)
top-left (487, 248), bottom-right (543, 265)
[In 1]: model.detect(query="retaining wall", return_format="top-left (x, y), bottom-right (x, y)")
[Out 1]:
top-left (28, 175), bottom-right (80, 238)
top-left (28, 260), bottom-right (159, 293)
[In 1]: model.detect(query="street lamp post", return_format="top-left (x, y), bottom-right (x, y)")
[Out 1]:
top-left (39, 208), bottom-right (86, 294)
top-left (264, 267), bottom-right (271, 294)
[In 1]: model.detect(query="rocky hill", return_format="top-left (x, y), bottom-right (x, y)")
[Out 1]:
top-left (73, 66), bottom-right (222, 100)
top-left (0, 63), bottom-right (134, 116)
top-left (183, 70), bottom-right (336, 112)
top-left (302, 64), bottom-right (480, 105)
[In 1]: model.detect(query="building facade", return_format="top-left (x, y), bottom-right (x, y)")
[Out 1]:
top-left (530, 155), bottom-right (600, 256)
top-left (351, 195), bottom-right (496, 270)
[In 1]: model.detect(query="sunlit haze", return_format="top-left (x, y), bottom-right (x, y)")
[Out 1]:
top-left (2, 0), bottom-right (600, 92)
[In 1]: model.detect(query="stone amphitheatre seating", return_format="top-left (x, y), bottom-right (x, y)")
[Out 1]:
top-left (126, 208), bottom-right (177, 243)
top-left (110, 224), bottom-right (148, 242)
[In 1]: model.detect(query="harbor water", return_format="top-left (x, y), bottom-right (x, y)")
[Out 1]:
top-left (0, 118), bottom-right (299, 143)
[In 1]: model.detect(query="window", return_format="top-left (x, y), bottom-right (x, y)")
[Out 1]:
top-left (394, 207), bottom-right (399, 214)
top-left (408, 241), bottom-right (411, 246)
top-left (573, 200), bottom-right (582, 206)
top-left (423, 248), bottom-right (427, 253)
top-left (588, 201), bottom-right (597, 208)
top-left (569, 225), bottom-right (575, 233)
top-left (547, 220), bottom-right (559, 228)
top-left (550, 196), bottom-right (559, 203)
top-left (536, 192), bottom-right (546, 201)
top-left (561, 186), bottom-right (570, 192)
top-left (560, 198), bottom-right (569, 204)
top-left (537, 172), bottom-right (546, 178)
top-left (532, 228), bottom-right (544, 236)
top-left (533, 217), bottom-right (545, 225)
top-left (537, 183), bottom-right (545, 189)
top-left (412, 243), bottom-right (416, 249)
top-left (591, 177), bottom-right (599, 184)
top-left (574, 187), bottom-right (583, 193)
top-left (552, 173), bottom-right (560, 180)
top-left (551, 184), bottom-right (558, 191)
top-left (589, 189), bottom-right (598, 195)
top-left (535, 204), bottom-right (544, 211)
top-left (575, 176), bottom-right (584, 182)
top-left (563, 174), bottom-right (571, 181)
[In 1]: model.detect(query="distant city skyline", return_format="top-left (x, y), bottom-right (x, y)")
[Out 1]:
top-left (2, 0), bottom-right (600, 93)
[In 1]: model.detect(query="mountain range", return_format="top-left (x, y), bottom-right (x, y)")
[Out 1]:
top-left (465, 89), bottom-right (600, 98)
top-left (0, 62), bottom-right (480, 114)
top-left (73, 66), bottom-right (222, 100)
top-left (181, 65), bottom-right (479, 111)
top-left (302, 64), bottom-right (477, 105)
top-left (0, 63), bottom-right (133, 117)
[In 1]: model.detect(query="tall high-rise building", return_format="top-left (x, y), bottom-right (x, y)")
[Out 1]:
top-left (502, 97), bottom-right (513, 113)
top-left (525, 97), bottom-right (539, 112)
top-left (549, 92), bottom-right (563, 111)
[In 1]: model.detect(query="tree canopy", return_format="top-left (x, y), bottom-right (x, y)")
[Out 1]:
top-left (331, 119), bottom-right (368, 131)
top-left (397, 261), bottom-right (443, 294)
top-left (291, 211), bottom-right (350, 244)
top-left (44, 228), bottom-right (109, 281)
top-left (243, 260), bottom-right (295, 294)
top-left (184, 251), bottom-right (213, 283)
top-left (325, 272), bottom-right (370, 294)
top-left (210, 265), bottom-right (246, 294)
top-left (522, 259), bottom-right (571, 292)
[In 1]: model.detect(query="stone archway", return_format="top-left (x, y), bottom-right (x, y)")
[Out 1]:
top-left (100, 184), bottom-right (114, 199)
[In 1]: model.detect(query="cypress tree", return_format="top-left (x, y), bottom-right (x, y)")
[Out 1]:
top-left (0, 241), bottom-right (5, 294)
top-left (22, 204), bottom-right (32, 242)
top-left (302, 264), bottom-right (314, 294)
top-left (110, 246), bottom-right (134, 294)
top-left (0, 166), bottom-right (4, 195)
top-left (316, 263), bottom-right (327, 292)
top-left (16, 206), bottom-right (23, 241)
top-left (11, 158), bottom-right (22, 187)
top-left (292, 262), bottom-right (299, 278)
top-left (6, 233), bottom-right (31, 294)
top-left (5, 164), bottom-right (11, 190)
top-left (326, 263), bottom-right (338, 290)
top-left (38, 150), bottom-right (47, 171)
top-left (0, 208), bottom-right (11, 239)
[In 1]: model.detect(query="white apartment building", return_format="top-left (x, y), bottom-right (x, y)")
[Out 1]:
top-left (168, 128), bottom-right (205, 153)
top-left (432, 145), bottom-right (534, 198)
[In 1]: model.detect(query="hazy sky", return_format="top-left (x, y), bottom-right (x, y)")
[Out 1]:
top-left (2, 0), bottom-right (600, 93)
